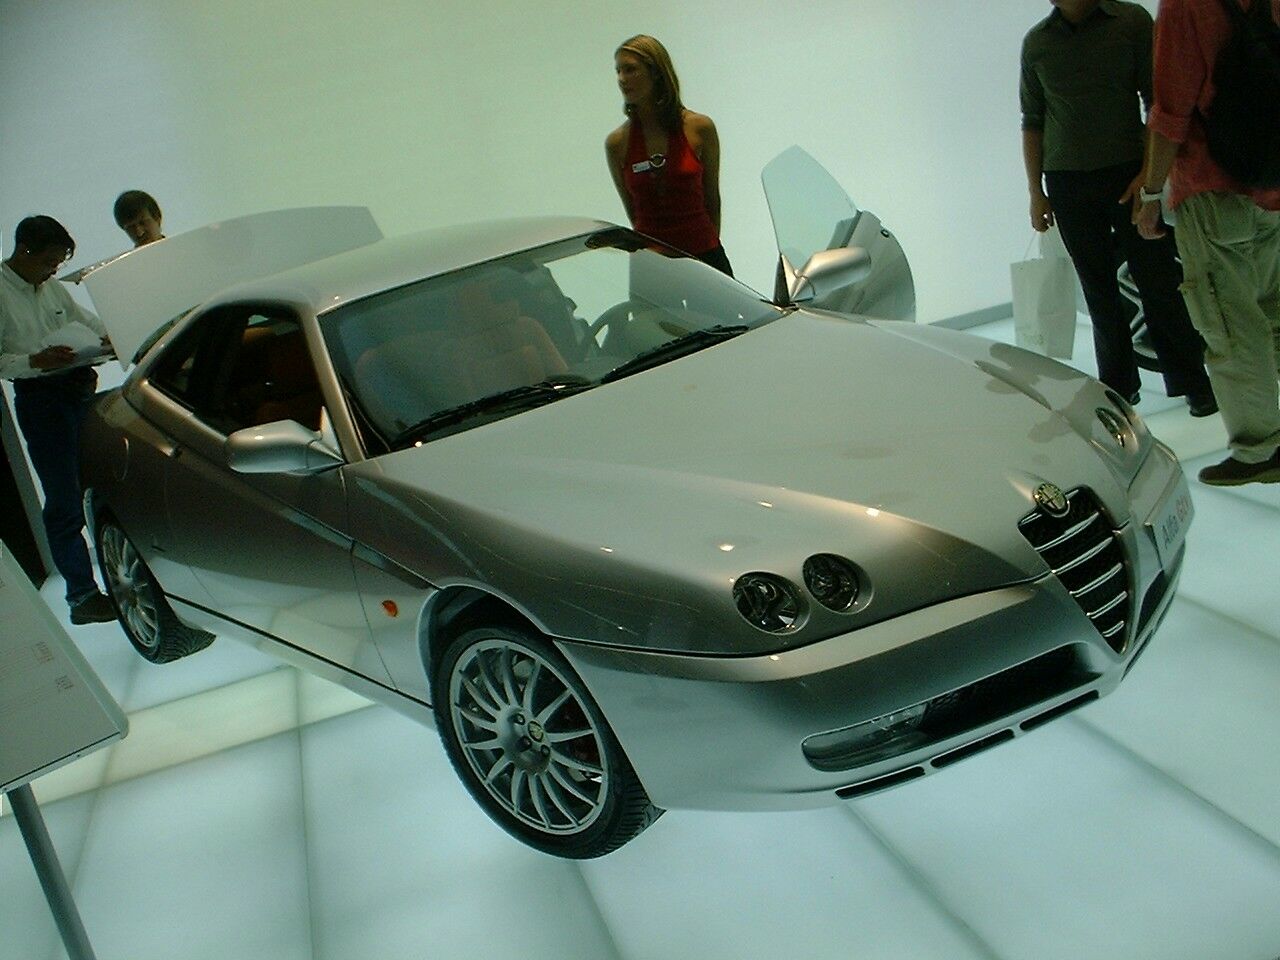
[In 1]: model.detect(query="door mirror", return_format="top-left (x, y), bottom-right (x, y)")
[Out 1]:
top-left (788, 247), bottom-right (873, 304)
top-left (226, 419), bottom-right (343, 475)
top-left (762, 145), bottom-right (916, 320)
top-left (762, 146), bottom-right (861, 272)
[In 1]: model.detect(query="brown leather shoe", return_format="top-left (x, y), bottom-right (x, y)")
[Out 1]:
top-left (1197, 451), bottom-right (1280, 486)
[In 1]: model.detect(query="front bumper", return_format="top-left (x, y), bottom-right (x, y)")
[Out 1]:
top-left (557, 443), bottom-right (1188, 812)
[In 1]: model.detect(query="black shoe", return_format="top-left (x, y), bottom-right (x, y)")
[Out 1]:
top-left (1126, 390), bottom-right (1141, 406)
top-left (70, 592), bottom-right (117, 625)
top-left (1197, 452), bottom-right (1280, 486)
top-left (1187, 392), bottom-right (1218, 418)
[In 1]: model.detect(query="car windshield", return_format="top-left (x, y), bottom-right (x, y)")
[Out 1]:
top-left (319, 229), bottom-right (784, 452)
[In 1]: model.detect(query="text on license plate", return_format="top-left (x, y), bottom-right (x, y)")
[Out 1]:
top-left (1149, 478), bottom-right (1193, 569)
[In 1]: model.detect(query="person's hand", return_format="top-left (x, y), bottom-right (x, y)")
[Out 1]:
top-left (1030, 192), bottom-right (1054, 233)
top-left (30, 345), bottom-right (75, 371)
top-left (1120, 174), bottom-right (1167, 239)
top-left (1133, 199), bottom-right (1166, 239)
top-left (1118, 171), bottom-right (1144, 208)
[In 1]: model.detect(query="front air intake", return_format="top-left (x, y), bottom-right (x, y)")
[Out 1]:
top-left (1019, 488), bottom-right (1129, 652)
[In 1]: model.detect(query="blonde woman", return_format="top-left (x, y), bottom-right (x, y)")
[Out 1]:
top-left (605, 35), bottom-right (732, 275)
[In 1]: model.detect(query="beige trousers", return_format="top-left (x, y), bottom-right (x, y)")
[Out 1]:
top-left (1174, 191), bottom-right (1280, 463)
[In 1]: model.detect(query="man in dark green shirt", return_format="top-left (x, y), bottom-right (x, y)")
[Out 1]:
top-left (1020, 0), bottom-right (1215, 415)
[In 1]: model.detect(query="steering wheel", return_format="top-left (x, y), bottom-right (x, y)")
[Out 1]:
top-left (587, 300), bottom-right (641, 344)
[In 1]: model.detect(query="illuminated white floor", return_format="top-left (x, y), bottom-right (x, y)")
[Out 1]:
top-left (3, 317), bottom-right (1280, 960)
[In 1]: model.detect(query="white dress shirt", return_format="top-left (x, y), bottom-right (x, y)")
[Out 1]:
top-left (0, 261), bottom-right (107, 379)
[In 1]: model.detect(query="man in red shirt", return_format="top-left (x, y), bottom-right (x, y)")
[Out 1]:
top-left (1131, 0), bottom-right (1280, 485)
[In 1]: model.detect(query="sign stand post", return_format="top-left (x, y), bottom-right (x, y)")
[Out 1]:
top-left (7, 783), bottom-right (98, 960)
top-left (1, 546), bottom-right (127, 960)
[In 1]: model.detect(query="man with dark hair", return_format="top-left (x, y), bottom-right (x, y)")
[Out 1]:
top-left (1021, 0), bottom-right (1217, 416)
top-left (113, 190), bottom-right (163, 248)
top-left (1132, 0), bottom-right (1280, 485)
top-left (1, 215), bottom-right (116, 622)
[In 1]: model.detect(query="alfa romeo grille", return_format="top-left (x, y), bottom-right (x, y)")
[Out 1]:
top-left (1018, 488), bottom-right (1129, 652)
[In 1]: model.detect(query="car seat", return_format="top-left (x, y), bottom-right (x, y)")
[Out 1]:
top-left (434, 277), bottom-right (568, 398)
top-left (250, 329), bottom-right (323, 430)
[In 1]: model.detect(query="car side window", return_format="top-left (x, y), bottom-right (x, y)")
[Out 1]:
top-left (148, 314), bottom-right (237, 410)
top-left (153, 309), bottom-right (324, 436)
top-left (208, 313), bottom-right (324, 435)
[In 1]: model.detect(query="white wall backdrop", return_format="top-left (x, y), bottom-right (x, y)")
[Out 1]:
top-left (0, 0), bottom-right (1157, 323)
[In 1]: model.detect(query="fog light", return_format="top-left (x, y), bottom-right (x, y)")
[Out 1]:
top-left (803, 701), bottom-right (929, 769)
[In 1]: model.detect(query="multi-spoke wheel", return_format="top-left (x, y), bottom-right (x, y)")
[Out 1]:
top-left (433, 623), bottom-right (661, 858)
top-left (95, 514), bottom-right (214, 663)
top-left (1118, 260), bottom-right (1163, 373)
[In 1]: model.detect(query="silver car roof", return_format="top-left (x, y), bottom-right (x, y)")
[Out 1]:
top-left (203, 216), bottom-right (613, 316)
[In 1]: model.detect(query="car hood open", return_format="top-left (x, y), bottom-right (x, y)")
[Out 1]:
top-left (345, 311), bottom-right (1133, 654)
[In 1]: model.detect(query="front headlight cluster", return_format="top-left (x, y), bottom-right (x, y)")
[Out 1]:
top-left (803, 554), bottom-right (860, 611)
top-left (733, 555), bottom-right (865, 634)
top-left (1098, 389), bottom-right (1153, 469)
top-left (1103, 388), bottom-right (1151, 441)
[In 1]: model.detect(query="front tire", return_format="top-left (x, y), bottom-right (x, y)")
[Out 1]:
top-left (433, 622), bottom-right (661, 858)
top-left (96, 514), bottom-right (214, 663)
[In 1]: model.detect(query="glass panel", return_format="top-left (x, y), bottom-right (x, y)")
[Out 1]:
top-left (761, 145), bottom-right (860, 269)
top-left (149, 322), bottom-right (206, 407)
top-left (191, 313), bottom-right (322, 435)
top-left (320, 231), bottom-right (782, 451)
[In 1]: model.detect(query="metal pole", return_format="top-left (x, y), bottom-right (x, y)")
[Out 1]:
top-left (7, 784), bottom-right (99, 960)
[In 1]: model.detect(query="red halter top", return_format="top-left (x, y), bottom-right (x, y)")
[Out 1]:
top-left (621, 119), bottom-right (720, 256)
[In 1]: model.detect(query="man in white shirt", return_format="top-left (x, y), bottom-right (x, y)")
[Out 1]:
top-left (1, 216), bottom-right (116, 623)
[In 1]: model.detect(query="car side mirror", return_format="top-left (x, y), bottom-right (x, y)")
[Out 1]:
top-left (225, 419), bottom-right (343, 475)
top-left (787, 246), bottom-right (873, 305)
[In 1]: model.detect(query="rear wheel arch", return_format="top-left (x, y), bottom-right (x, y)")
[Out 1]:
top-left (94, 509), bottom-right (214, 662)
top-left (83, 487), bottom-right (106, 544)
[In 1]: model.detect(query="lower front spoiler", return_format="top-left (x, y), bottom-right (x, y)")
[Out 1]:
top-left (557, 558), bottom-right (1179, 813)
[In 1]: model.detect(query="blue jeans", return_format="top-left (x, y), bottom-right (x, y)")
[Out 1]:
top-left (13, 368), bottom-right (99, 603)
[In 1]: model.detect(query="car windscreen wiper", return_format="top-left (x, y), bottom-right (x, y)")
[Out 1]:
top-left (600, 325), bottom-right (750, 383)
top-left (390, 375), bottom-right (594, 448)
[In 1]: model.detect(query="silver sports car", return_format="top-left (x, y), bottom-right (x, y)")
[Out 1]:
top-left (79, 149), bottom-right (1191, 858)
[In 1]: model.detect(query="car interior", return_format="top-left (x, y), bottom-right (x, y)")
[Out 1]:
top-left (347, 269), bottom-right (575, 441)
top-left (226, 320), bottom-right (325, 432)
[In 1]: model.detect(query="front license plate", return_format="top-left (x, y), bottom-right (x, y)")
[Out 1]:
top-left (1148, 472), bottom-right (1193, 569)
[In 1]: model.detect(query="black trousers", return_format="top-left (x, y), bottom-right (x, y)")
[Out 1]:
top-left (1044, 162), bottom-right (1211, 398)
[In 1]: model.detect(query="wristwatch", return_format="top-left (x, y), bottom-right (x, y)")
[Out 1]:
top-left (1138, 185), bottom-right (1164, 204)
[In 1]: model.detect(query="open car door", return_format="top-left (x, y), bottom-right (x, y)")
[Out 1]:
top-left (762, 145), bottom-right (915, 322)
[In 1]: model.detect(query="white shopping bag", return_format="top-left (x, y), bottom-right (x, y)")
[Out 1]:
top-left (1010, 228), bottom-right (1078, 359)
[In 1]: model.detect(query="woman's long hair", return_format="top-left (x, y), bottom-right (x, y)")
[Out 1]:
top-left (617, 35), bottom-right (685, 131)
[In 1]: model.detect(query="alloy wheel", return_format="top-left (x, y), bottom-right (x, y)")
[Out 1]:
top-left (448, 639), bottom-right (609, 835)
top-left (100, 524), bottom-right (160, 651)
